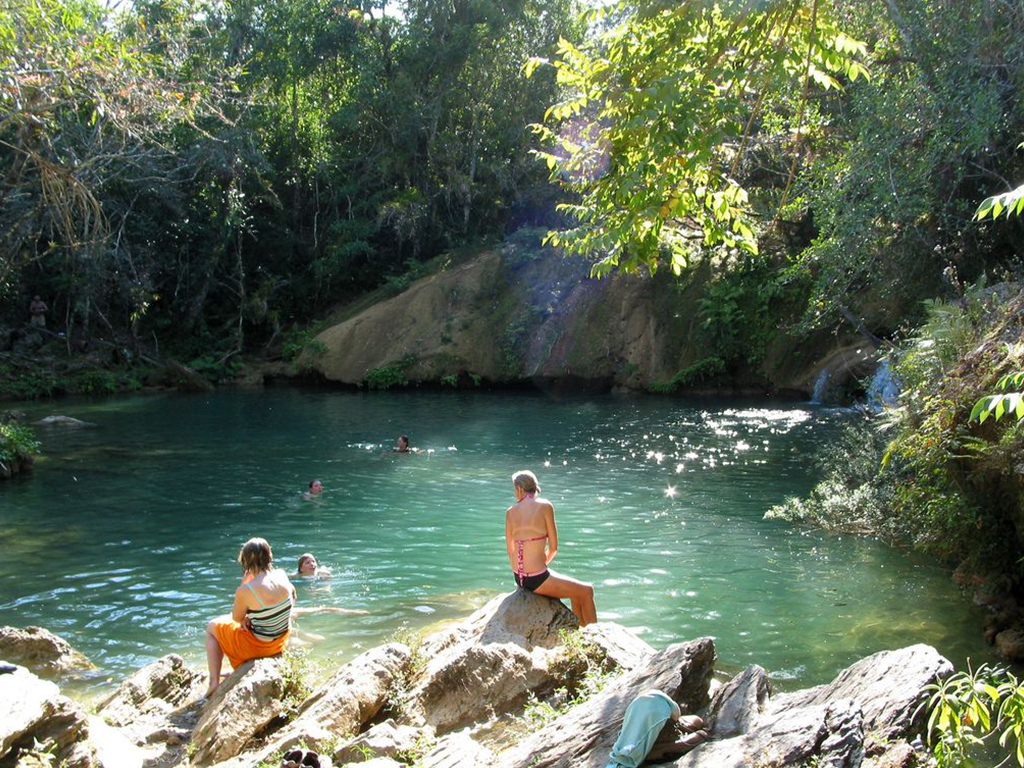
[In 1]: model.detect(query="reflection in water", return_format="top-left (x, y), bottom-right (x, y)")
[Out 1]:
top-left (0, 390), bottom-right (995, 698)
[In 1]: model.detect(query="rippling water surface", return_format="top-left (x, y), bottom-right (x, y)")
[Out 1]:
top-left (0, 389), bottom-right (994, 696)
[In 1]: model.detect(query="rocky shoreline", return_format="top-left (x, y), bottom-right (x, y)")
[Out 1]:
top-left (3, 591), bottom-right (949, 768)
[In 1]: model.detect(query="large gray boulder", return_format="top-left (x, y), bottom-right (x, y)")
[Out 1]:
top-left (404, 590), bottom-right (580, 734)
top-left (662, 644), bottom-right (952, 767)
top-left (0, 626), bottom-right (95, 676)
top-left (0, 664), bottom-right (98, 768)
top-left (189, 657), bottom-right (290, 765)
top-left (222, 643), bottom-right (412, 768)
top-left (498, 637), bottom-right (716, 768)
top-left (417, 730), bottom-right (498, 768)
top-left (770, 644), bottom-right (953, 744)
top-left (96, 653), bottom-right (205, 729)
top-left (667, 698), bottom-right (865, 768)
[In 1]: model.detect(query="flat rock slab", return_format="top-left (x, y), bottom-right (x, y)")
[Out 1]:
top-left (0, 626), bottom-right (94, 676)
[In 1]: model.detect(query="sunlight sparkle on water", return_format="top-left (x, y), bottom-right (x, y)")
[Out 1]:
top-left (664, 485), bottom-right (677, 499)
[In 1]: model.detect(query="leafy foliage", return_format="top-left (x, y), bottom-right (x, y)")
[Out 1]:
top-left (0, 421), bottom-right (40, 465)
top-left (528, 0), bottom-right (867, 277)
top-left (923, 664), bottom-right (1024, 768)
top-left (971, 372), bottom-right (1024, 425)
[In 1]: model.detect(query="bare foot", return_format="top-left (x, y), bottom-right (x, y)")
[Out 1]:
top-left (672, 729), bottom-right (709, 749)
top-left (678, 714), bottom-right (705, 731)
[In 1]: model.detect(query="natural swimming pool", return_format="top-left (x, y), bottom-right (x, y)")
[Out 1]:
top-left (0, 388), bottom-right (995, 696)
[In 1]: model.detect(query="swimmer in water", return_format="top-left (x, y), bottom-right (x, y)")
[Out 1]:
top-left (302, 479), bottom-right (323, 501)
top-left (393, 434), bottom-right (423, 454)
top-left (293, 552), bottom-right (331, 579)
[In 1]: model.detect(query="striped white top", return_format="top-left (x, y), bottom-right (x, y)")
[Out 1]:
top-left (245, 582), bottom-right (292, 640)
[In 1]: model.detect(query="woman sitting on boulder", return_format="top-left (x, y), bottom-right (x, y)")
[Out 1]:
top-left (505, 470), bottom-right (597, 626)
top-left (204, 537), bottom-right (295, 697)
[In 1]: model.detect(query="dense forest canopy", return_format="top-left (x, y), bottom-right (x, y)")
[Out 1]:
top-left (1, 0), bottom-right (1022, 360)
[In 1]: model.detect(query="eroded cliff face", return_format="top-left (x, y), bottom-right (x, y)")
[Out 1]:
top-left (306, 242), bottom-right (864, 396)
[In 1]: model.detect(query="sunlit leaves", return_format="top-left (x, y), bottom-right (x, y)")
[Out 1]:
top-left (971, 370), bottom-right (1024, 424)
top-left (975, 182), bottom-right (1024, 221)
top-left (527, 0), bottom-right (867, 277)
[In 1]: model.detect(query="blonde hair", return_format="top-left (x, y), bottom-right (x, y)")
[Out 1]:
top-left (512, 470), bottom-right (540, 495)
top-left (238, 537), bottom-right (273, 574)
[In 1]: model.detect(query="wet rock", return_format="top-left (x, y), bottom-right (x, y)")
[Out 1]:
top-left (333, 719), bottom-right (424, 764)
top-left (0, 664), bottom-right (98, 768)
top-left (705, 665), bottom-right (771, 738)
top-left (32, 415), bottom-right (97, 428)
top-left (417, 730), bottom-right (497, 768)
top-left (0, 625), bottom-right (95, 676)
top-left (498, 637), bottom-right (716, 768)
top-left (190, 657), bottom-right (290, 765)
top-left (770, 644), bottom-right (953, 744)
top-left (405, 591), bottom-right (580, 734)
top-left (996, 627), bottom-right (1024, 661)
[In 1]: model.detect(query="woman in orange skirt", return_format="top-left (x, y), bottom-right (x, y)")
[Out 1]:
top-left (205, 537), bottom-right (295, 697)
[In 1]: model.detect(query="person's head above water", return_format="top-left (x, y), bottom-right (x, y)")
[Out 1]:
top-left (297, 552), bottom-right (318, 575)
top-left (396, 435), bottom-right (410, 452)
top-left (512, 470), bottom-right (540, 499)
top-left (238, 537), bottom-right (273, 575)
top-left (308, 479), bottom-right (322, 494)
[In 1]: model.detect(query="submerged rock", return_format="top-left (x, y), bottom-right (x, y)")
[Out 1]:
top-left (0, 625), bottom-right (95, 677)
top-left (32, 415), bottom-right (97, 428)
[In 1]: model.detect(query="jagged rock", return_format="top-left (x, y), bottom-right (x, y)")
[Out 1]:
top-left (770, 644), bottom-right (953, 744)
top-left (863, 741), bottom-right (920, 768)
top-left (166, 359), bottom-right (215, 392)
top-left (32, 415), bottom-right (97, 428)
top-left (96, 654), bottom-right (205, 729)
top-left (665, 698), bottom-right (864, 768)
top-left (498, 637), bottom-right (716, 768)
top-left (416, 730), bottom-right (497, 768)
top-left (405, 591), bottom-right (581, 735)
top-left (189, 657), bottom-right (290, 765)
top-left (705, 665), bottom-right (770, 738)
top-left (0, 664), bottom-right (98, 768)
top-left (0, 626), bottom-right (95, 676)
top-left (229, 643), bottom-right (412, 767)
top-left (579, 621), bottom-right (653, 671)
top-left (333, 719), bottom-right (424, 764)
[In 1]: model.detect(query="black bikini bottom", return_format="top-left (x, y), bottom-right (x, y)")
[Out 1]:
top-left (515, 570), bottom-right (550, 592)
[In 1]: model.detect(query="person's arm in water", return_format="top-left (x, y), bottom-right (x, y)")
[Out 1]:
top-left (543, 502), bottom-right (558, 565)
top-left (293, 606), bottom-right (369, 616)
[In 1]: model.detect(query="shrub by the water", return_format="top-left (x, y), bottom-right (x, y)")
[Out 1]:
top-left (769, 281), bottom-right (1024, 578)
top-left (0, 421), bottom-right (40, 468)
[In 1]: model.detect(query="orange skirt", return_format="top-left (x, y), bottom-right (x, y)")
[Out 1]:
top-left (210, 616), bottom-right (289, 669)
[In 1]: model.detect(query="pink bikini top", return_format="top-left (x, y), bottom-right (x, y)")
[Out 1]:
top-left (513, 492), bottom-right (546, 578)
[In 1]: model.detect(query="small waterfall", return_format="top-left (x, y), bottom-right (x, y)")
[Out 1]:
top-left (866, 359), bottom-right (900, 410)
top-left (810, 369), bottom-right (830, 404)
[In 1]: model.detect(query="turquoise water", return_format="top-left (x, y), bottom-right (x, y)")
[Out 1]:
top-left (0, 389), bottom-right (994, 695)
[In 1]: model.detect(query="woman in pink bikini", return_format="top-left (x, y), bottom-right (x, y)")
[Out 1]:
top-left (504, 470), bottom-right (597, 626)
